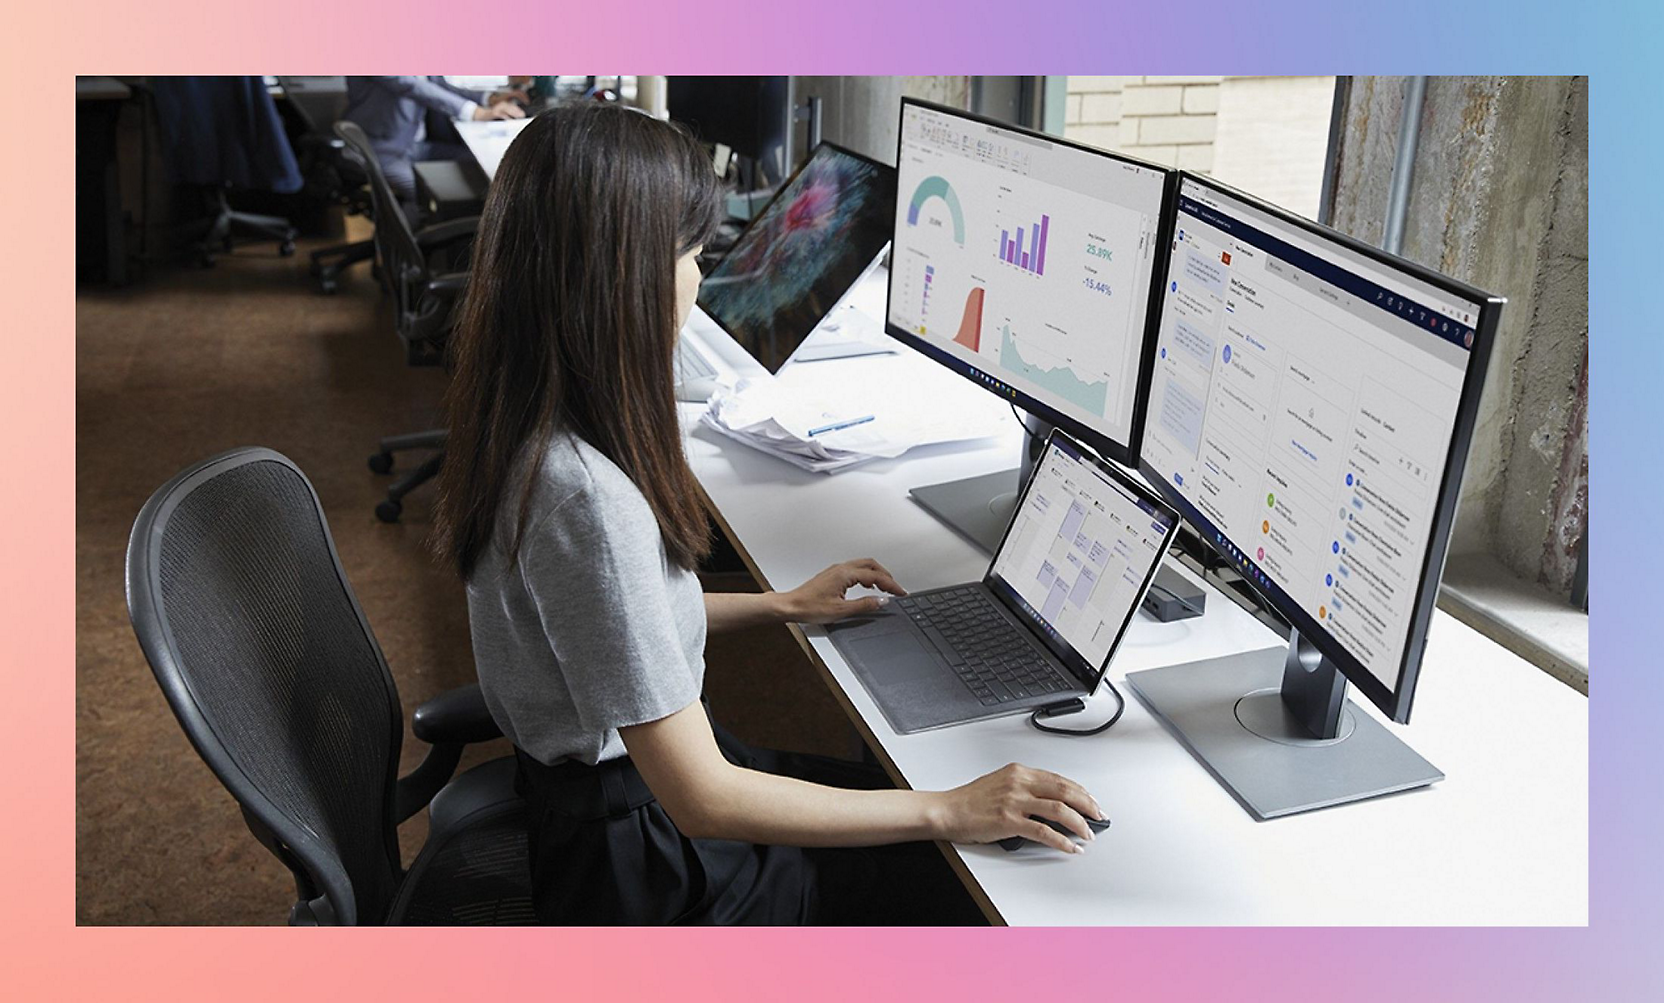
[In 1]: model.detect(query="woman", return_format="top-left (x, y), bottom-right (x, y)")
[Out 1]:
top-left (434, 104), bottom-right (1103, 925)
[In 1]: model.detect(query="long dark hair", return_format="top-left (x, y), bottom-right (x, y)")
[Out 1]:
top-left (434, 104), bottom-right (722, 579)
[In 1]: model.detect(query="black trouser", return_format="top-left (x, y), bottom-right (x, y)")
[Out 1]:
top-left (513, 724), bottom-right (986, 925)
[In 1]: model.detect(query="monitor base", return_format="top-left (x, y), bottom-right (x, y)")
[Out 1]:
top-left (908, 469), bottom-right (1020, 554)
top-left (1126, 647), bottom-right (1443, 820)
top-left (907, 412), bottom-right (1051, 553)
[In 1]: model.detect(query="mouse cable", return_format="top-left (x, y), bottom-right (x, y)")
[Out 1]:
top-left (1028, 678), bottom-right (1127, 736)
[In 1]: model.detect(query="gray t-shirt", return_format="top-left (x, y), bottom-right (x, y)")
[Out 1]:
top-left (466, 432), bottom-right (706, 765)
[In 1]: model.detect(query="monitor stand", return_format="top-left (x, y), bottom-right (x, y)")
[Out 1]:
top-left (1125, 629), bottom-right (1443, 820)
top-left (908, 413), bottom-right (1049, 554)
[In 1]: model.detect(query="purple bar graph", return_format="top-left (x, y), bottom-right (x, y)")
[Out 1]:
top-left (996, 214), bottom-right (1051, 274)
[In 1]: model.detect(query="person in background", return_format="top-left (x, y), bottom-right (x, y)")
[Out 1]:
top-left (342, 76), bottom-right (526, 202)
top-left (432, 104), bottom-right (1105, 926)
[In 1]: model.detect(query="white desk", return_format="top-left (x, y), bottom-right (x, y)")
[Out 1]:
top-left (456, 118), bottom-right (534, 182)
top-left (680, 287), bottom-right (1589, 926)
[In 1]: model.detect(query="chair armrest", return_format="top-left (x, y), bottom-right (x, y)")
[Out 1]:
top-left (424, 271), bottom-right (469, 299)
top-left (412, 683), bottom-right (502, 745)
top-left (415, 216), bottom-right (480, 250)
top-left (395, 684), bottom-right (505, 823)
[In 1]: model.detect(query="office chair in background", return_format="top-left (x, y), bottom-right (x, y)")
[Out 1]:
top-left (335, 120), bottom-right (477, 522)
top-left (272, 76), bottom-right (376, 294)
top-left (126, 448), bottom-right (532, 925)
top-left (147, 77), bottom-right (301, 267)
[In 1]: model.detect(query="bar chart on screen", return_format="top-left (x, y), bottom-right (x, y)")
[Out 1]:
top-left (997, 213), bottom-right (1050, 274)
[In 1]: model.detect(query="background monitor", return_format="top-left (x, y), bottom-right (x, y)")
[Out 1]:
top-left (667, 76), bottom-right (792, 185)
top-left (885, 98), bottom-right (1174, 471)
top-left (1126, 172), bottom-right (1503, 819)
top-left (696, 142), bottom-right (896, 373)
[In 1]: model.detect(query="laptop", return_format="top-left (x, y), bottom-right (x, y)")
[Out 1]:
top-left (695, 141), bottom-right (898, 374)
top-left (828, 430), bottom-right (1181, 734)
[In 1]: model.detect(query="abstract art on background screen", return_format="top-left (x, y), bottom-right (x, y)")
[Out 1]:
top-left (698, 142), bottom-right (898, 372)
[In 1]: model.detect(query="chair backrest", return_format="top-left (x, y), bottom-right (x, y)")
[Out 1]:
top-left (333, 119), bottom-right (427, 291)
top-left (126, 448), bottom-right (405, 925)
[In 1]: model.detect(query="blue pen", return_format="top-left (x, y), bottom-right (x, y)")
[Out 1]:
top-left (808, 414), bottom-right (876, 437)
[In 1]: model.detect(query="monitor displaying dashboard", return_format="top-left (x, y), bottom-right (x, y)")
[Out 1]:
top-left (886, 99), bottom-right (1173, 466)
top-left (1139, 173), bottom-right (1500, 720)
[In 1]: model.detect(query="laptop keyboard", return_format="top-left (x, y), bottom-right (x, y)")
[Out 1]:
top-left (675, 339), bottom-right (718, 383)
top-left (893, 586), bottom-right (1077, 706)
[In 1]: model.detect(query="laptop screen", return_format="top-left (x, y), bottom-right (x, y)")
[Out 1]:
top-left (988, 434), bottom-right (1178, 686)
top-left (696, 143), bottom-right (897, 372)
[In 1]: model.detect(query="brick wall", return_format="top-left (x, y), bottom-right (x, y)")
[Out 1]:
top-left (1064, 76), bottom-right (1221, 171)
top-left (1064, 75), bottom-right (1336, 218)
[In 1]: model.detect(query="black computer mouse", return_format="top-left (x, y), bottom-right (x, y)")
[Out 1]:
top-left (997, 814), bottom-right (1111, 852)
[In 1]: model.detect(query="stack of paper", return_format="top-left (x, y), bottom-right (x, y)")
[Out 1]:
top-left (700, 356), bottom-right (1014, 473)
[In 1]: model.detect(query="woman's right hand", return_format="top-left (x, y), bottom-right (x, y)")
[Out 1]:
top-left (930, 763), bottom-right (1104, 854)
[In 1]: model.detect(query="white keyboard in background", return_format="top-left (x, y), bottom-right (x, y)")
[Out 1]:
top-left (675, 339), bottom-right (719, 383)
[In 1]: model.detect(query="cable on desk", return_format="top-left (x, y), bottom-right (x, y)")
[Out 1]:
top-left (1028, 678), bottom-right (1127, 736)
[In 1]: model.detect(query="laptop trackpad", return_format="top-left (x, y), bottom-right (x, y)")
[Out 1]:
top-left (845, 632), bottom-right (940, 685)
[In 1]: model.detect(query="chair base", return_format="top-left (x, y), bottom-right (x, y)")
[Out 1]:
top-left (369, 430), bottom-right (447, 523)
top-left (192, 188), bottom-right (298, 267)
top-left (309, 238), bottom-right (374, 294)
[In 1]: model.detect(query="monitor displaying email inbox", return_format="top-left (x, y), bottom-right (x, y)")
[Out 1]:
top-left (1140, 174), bottom-right (1496, 719)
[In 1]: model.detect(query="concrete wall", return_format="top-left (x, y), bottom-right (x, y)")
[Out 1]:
top-left (1328, 76), bottom-right (1589, 595)
top-left (789, 76), bottom-right (970, 166)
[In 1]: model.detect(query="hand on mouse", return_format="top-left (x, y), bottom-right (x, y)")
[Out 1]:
top-left (928, 763), bottom-right (1103, 855)
top-left (777, 558), bottom-right (907, 624)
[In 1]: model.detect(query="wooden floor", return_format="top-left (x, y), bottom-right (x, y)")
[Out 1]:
top-left (75, 223), bottom-right (859, 925)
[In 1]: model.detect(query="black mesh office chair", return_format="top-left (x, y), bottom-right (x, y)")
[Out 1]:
top-left (125, 448), bottom-right (533, 925)
top-left (335, 120), bottom-right (472, 522)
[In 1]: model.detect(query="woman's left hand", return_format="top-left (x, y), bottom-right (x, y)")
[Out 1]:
top-left (778, 559), bottom-right (907, 624)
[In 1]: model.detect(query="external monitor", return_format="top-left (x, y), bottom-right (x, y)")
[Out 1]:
top-left (1125, 172), bottom-right (1504, 819)
top-left (696, 142), bottom-right (897, 373)
top-left (885, 98), bottom-right (1175, 550)
top-left (667, 76), bottom-right (792, 184)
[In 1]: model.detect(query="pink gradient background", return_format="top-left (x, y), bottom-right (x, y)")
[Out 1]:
top-left (27, 0), bottom-right (1654, 998)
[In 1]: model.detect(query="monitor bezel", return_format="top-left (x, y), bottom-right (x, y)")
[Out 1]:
top-left (1141, 170), bottom-right (1505, 724)
top-left (885, 97), bottom-right (1177, 470)
top-left (696, 139), bottom-right (897, 372)
top-left (981, 427), bottom-right (1181, 694)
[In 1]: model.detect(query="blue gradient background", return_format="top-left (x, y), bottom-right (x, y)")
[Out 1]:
top-left (18, 0), bottom-right (1654, 998)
